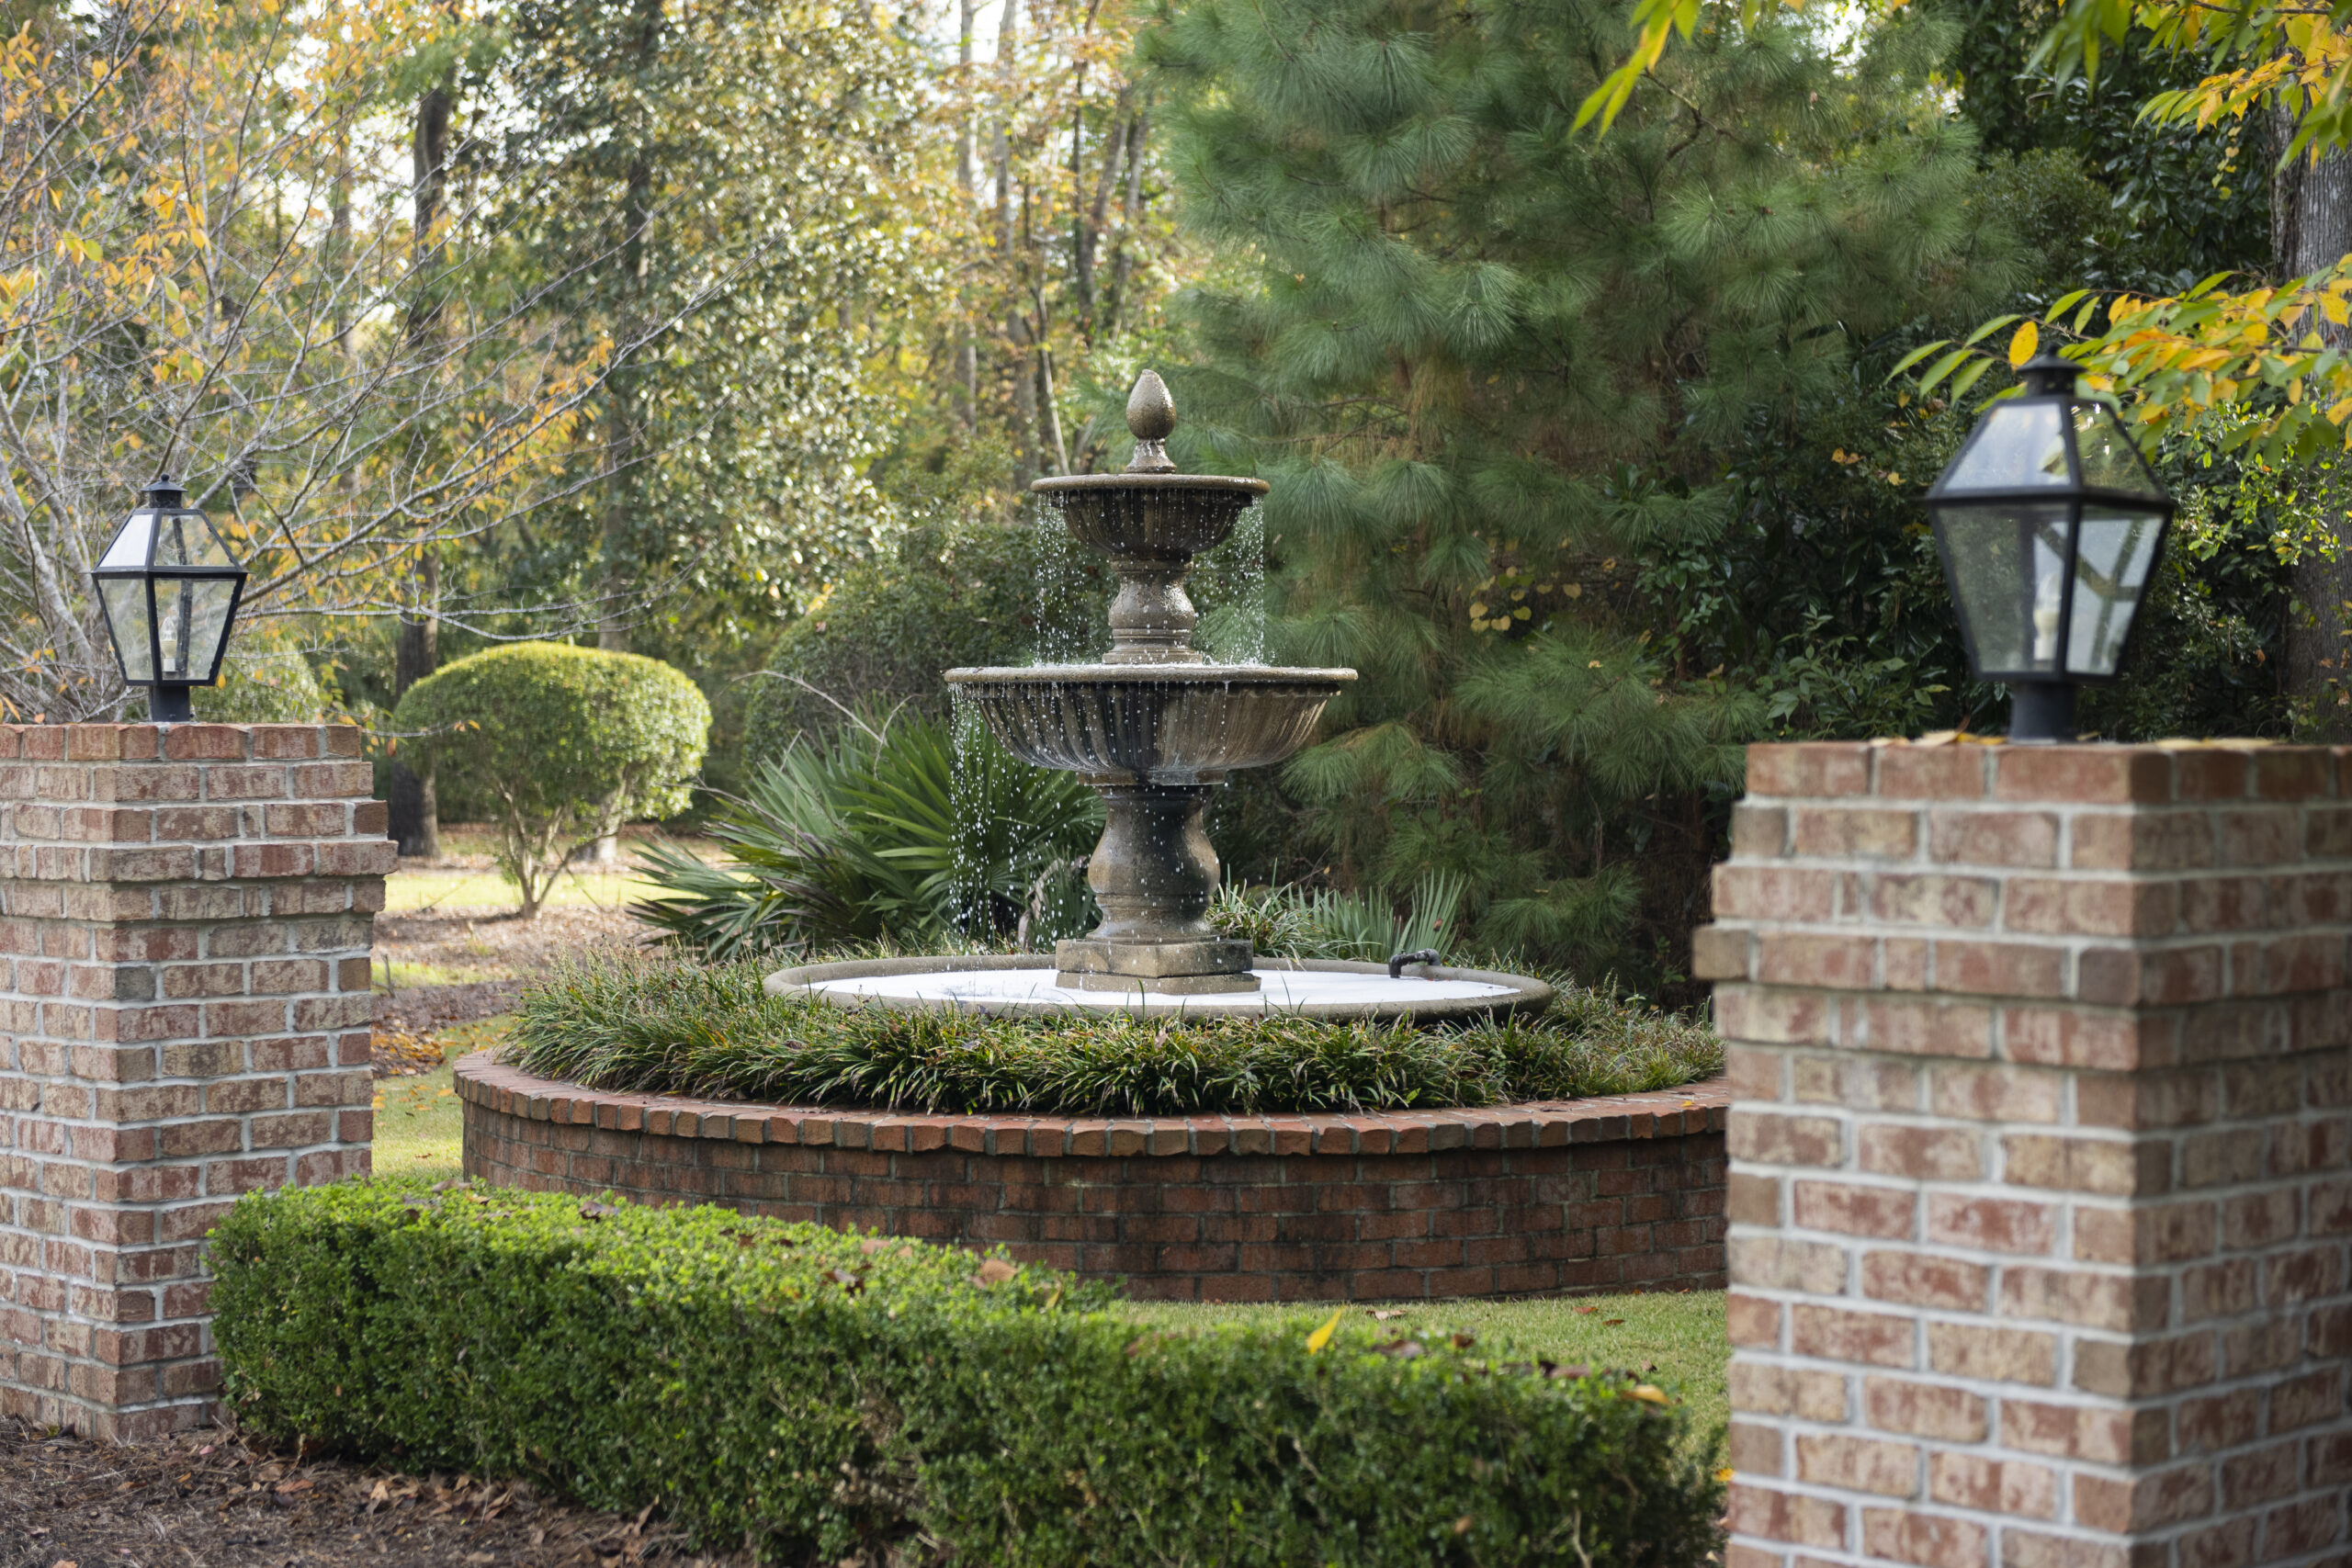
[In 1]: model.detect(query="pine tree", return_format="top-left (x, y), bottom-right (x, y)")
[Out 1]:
top-left (1145, 0), bottom-right (2018, 983)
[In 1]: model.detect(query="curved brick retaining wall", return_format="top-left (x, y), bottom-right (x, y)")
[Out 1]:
top-left (455, 1054), bottom-right (1731, 1301)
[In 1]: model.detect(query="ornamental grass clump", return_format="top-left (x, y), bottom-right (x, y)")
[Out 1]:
top-left (212, 1181), bottom-right (1725, 1566)
top-left (506, 950), bottom-right (1720, 1115)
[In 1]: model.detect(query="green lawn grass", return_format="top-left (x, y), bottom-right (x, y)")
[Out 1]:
top-left (366, 1014), bottom-right (1729, 1443)
top-left (383, 863), bottom-right (664, 916)
top-left (369, 1016), bottom-right (508, 1180)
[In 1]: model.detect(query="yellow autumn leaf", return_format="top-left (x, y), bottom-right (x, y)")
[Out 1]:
top-left (2007, 320), bottom-right (2039, 367)
top-left (1305, 1307), bottom-right (1345, 1355)
top-left (1715, 1467), bottom-right (1736, 1483)
top-left (2325, 293), bottom-right (2350, 327)
top-left (1627, 1383), bottom-right (1672, 1404)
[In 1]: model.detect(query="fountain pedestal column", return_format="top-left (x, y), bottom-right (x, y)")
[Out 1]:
top-left (1055, 780), bottom-right (1254, 993)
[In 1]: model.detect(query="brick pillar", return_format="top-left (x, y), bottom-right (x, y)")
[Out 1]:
top-left (0, 723), bottom-right (390, 1438)
top-left (1696, 742), bottom-right (2352, 1568)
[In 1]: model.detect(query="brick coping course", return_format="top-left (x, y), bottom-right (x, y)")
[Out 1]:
top-left (452, 1053), bottom-right (1730, 1157)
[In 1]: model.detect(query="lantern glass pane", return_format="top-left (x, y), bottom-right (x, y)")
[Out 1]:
top-left (99, 513), bottom-right (153, 570)
top-left (150, 510), bottom-right (236, 570)
top-left (2066, 507), bottom-right (2165, 675)
top-left (2072, 404), bottom-right (2165, 499)
top-left (153, 576), bottom-right (237, 681)
top-left (1939, 400), bottom-right (2070, 492)
top-left (1938, 502), bottom-right (2071, 675)
top-left (101, 578), bottom-right (155, 682)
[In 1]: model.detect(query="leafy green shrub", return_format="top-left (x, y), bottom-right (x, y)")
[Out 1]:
top-left (1211, 871), bottom-right (1466, 961)
top-left (634, 706), bottom-right (1101, 958)
top-left (506, 950), bottom-right (1721, 1114)
top-left (188, 629), bottom-right (331, 724)
top-left (742, 513), bottom-right (1276, 752)
top-left (743, 519), bottom-right (1108, 756)
top-left (212, 1182), bottom-right (1723, 1566)
top-left (394, 643), bottom-right (710, 916)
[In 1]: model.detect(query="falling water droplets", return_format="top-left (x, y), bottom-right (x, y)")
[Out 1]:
top-left (1030, 492), bottom-right (1103, 666)
top-left (949, 689), bottom-right (987, 941)
top-left (1225, 500), bottom-right (1268, 666)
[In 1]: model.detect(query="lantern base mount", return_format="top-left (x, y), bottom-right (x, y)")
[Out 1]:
top-left (146, 686), bottom-right (194, 724)
top-left (2006, 682), bottom-right (2076, 744)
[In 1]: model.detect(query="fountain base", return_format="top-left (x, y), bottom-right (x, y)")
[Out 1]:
top-left (1055, 935), bottom-right (1260, 993)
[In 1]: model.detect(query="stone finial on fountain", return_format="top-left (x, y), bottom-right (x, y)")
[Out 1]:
top-left (1125, 370), bottom-right (1179, 474)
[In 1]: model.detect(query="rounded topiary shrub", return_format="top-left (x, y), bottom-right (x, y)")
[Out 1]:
top-left (394, 643), bottom-right (710, 915)
top-left (186, 630), bottom-right (331, 724)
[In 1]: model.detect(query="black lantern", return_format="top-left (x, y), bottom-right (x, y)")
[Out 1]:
top-left (91, 475), bottom-right (247, 722)
top-left (1924, 354), bottom-right (2173, 743)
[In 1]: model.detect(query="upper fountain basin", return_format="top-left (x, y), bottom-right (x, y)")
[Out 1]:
top-left (947, 664), bottom-right (1354, 784)
top-left (1034, 472), bottom-right (1269, 562)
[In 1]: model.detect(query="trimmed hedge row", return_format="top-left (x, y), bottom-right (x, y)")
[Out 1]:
top-left (212, 1182), bottom-right (1723, 1566)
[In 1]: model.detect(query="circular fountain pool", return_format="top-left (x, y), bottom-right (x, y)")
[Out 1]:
top-left (763, 955), bottom-right (1553, 1023)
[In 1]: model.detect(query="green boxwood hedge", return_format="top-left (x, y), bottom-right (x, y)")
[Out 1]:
top-left (212, 1182), bottom-right (1723, 1566)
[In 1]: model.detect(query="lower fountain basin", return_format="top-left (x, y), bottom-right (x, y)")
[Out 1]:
top-left (763, 954), bottom-right (1553, 1023)
top-left (944, 664), bottom-right (1355, 783)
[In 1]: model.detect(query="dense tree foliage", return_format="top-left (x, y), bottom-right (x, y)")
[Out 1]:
top-left (1, 0), bottom-right (2331, 959)
top-left (1130, 0), bottom-right (2013, 978)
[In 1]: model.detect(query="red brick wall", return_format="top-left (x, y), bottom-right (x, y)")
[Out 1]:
top-left (1698, 741), bottom-right (2352, 1568)
top-left (0, 724), bottom-right (390, 1438)
top-left (457, 1055), bottom-right (1730, 1301)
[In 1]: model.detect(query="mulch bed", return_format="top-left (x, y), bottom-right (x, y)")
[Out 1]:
top-left (376, 980), bottom-right (531, 1041)
top-left (1, 1419), bottom-right (745, 1568)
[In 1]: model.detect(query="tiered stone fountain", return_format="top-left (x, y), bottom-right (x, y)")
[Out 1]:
top-left (765, 372), bottom-right (1549, 1021)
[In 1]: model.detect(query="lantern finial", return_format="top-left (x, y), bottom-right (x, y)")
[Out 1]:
top-left (2018, 353), bottom-right (2078, 399)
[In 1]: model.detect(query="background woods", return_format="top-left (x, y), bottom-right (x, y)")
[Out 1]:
top-left (0, 0), bottom-right (2329, 990)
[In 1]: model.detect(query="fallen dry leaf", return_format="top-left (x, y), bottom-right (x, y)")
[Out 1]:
top-left (970, 1258), bottom-right (1018, 1288)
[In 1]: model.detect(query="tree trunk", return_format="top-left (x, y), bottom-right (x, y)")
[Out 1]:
top-left (2277, 106), bottom-right (2352, 730)
top-left (953, 0), bottom-right (978, 431)
top-left (1039, 346), bottom-right (1069, 474)
top-left (600, 0), bottom-right (663, 655)
top-left (1105, 110), bottom-right (1147, 338)
top-left (390, 554), bottom-right (440, 859)
top-left (1077, 96), bottom-right (1128, 345)
top-left (389, 75), bottom-right (451, 860)
top-left (996, 0), bottom-right (1029, 491)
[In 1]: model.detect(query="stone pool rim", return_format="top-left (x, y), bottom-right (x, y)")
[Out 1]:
top-left (761, 953), bottom-right (1555, 1023)
top-left (455, 1051), bottom-right (1725, 1155)
top-left (455, 1055), bottom-right (1730, 1299)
